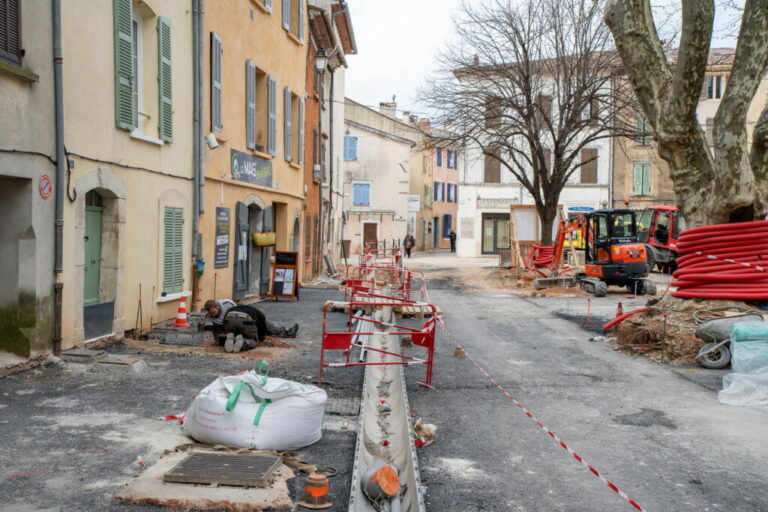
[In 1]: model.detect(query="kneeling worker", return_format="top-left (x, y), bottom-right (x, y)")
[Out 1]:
top-left (202, 299), bottom-right (299, 353)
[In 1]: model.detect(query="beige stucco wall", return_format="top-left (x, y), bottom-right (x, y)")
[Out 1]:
top-left (59, 0), bottom-right (195, 346)
top-left (197, 0), bottom-right (308, 306)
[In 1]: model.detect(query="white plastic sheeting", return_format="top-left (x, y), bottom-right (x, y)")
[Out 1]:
top-left (719, 341), bottom-right (768, 406)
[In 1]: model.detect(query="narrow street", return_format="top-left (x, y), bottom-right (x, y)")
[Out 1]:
top-left (2, 254), bottom-right (767, 511)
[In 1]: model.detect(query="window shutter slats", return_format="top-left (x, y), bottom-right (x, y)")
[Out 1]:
top-left (113, 0), bottom-right (135, 130)
top-left (163, 207), bottom-right (184, 294)
top-left (282, 0), bottom-right (290, 29)
top-left (246, 60), bottom-right (256, 150)
top-left (267, 75), bottom-right (277, 156)
top-left (642, 164), bottom-right (651, 195)
top-left (0, 0), bottom-right (21, 63)
top-left (436, 148), bottom-right (442, 167)
top-left (284, 86), bottom-right (292, 161)
top-left (344, 136), bottom-right (358, 160)
top-left (157, 17), bottom-right (173, 142)
top-left (580, 149), bottom-right (598, 184)
top-left (298, 97), bottom-right (305, 165)
top-left (211, 33), bottom-right (222, 133)
top-left (298, 0), bottom-right (305, 41)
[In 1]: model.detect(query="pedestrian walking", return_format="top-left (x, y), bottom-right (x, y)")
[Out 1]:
top-left (403, 233), bottom-right (416, 258)
top-left (449, 230), bottom-right (457, 253)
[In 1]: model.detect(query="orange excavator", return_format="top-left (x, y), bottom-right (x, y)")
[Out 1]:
top-left (534, 209), bottom-right (657, 297)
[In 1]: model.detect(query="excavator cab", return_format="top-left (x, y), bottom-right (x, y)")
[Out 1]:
top-left (580, 209), bottom-right (655, 296)
top-left (637, 206), bottom-right (684, 272)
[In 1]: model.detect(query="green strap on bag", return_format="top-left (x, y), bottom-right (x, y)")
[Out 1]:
top-left (225, 380), bottom-right (272, 426)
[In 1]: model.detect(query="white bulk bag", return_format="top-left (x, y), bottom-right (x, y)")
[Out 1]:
top-left (184, 365), bottom-right (327, 450)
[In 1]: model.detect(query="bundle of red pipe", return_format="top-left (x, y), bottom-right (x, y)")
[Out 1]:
top-left (528, 244), bottom-right (555, 268)
top-left (671, 220), bottom-right (768, 300)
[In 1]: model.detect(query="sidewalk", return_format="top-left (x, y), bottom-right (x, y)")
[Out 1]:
top-left (404, 249), bottom-right (499, 269)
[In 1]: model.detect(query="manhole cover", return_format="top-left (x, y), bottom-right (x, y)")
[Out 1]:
top-left (326, 397), bottom-right (361, 416)
top-left (163, 452), bottom-right (281, 488)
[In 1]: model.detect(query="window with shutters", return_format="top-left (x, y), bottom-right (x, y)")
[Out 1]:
top-left (632, 162), bottom-right (652, 196)
top-left (580, 148), bottom-right (598, 184)
top-left (433, 181), bottom-right (441, 202)
top-left (211, 32), bottom-right (223, 133)
top-left (287, 92), bottom-right (304, 165)
top-left (0, 0), bottom-right (21, 65)
top-left (163, 207), bottom-right (184, 294)
top-left (352, 182), bottom-right (371, 207)
top-left (344, 136), bottom-right (358, 160)
top-left (245, 63), bottom-right (269, 153)
top-left (267, 75), bottom-right (277, 155)
top-left (634, 115), bottom-right (651, 146)
top-left (484, 149), bottom-right (501, 183)
top-left (157, 17), bottom-right (173, 142)
top-left (436, 148), bottom-right (442, 167)
top-left (114, 0), bottom-right (135, 131)
top-left (283, 0), bottom-right (305, 42)
top-left (284, 86), bottom-right (293, 161)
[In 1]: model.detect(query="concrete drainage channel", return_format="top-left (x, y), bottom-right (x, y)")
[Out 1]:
top-left (348, 306), bottom-right (426, 512)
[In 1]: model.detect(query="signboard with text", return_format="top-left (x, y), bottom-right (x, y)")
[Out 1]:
top-left (214, 207), bottom-right (230, 268)
top-left (230, 149), bottom-right (272, 187)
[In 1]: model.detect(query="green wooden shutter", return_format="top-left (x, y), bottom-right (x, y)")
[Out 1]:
top-left (113, 0), bottom-right (135, 131)
top-left (157, 17), bottom-right (173, 142)
top-left (163, 207), bottom-right (184, 294)
top-left (246, 60), bottom-right (256, 150)
top-left (642, 163), bottom-right (652, 195)
top-left (267, 75), bottom-right (277, 156)
top-left (284, 86), bottom-right (292, 161)
top-left (632, 163), bottom-right (643, 195)
top-left (298, 97), bottom-right (305, 165)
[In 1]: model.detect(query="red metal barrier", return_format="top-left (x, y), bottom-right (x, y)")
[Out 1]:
top-left (320, 300), bottom-right (436, 389)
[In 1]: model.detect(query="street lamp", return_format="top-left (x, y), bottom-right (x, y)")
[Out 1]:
top-left (315, 48), bottom-right (328, 73)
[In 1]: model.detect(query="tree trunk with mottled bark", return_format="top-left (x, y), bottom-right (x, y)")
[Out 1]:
top-left (605, 0), bottom-right (768, 225)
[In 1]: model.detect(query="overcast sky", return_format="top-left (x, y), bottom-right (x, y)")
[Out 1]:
top-left (343, 0), bottom-right (740, 119)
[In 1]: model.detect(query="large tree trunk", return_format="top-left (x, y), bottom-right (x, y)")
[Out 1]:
top-left (605, 0), bottom-right (768, 226)
top-left (537, 203), bottom-right (558, 246)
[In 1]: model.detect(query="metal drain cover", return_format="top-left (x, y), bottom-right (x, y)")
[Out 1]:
top-left (163, 452), bottom-right (281, 488)
top-left (326, 397), bottom-right (361, 416)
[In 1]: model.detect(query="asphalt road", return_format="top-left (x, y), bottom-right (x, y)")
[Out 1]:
top-left (1, 272), bottom-right (767, 512)
top-left (406, 278), bottom-right (768, 512)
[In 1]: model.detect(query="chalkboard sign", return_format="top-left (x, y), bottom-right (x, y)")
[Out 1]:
top-left (269, 251), bottom-right (299, 301)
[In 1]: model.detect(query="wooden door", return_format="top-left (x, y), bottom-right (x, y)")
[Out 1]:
top-left (363, 223), bottom-right (377, 252)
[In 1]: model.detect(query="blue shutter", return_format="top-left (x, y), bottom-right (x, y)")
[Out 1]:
top-left (448, 150), bottom-right (453, 169)
top-left (443, 214), bottom-right (452, 238)
top-left (352, 183), bottom-right (361, 205)
top-left (442, 182), bottom-right (446, 202)
top-left (267, 75), bottom-right (277, 156)
top-left (433, 182), bottom-right (439, 201)
top-left (436, 148), bottom-right (442, 167)
top-left (344, 136), bottom-right (358, 160)
top-left (362, 183), bottom-right (370, 206)
top-left (352, 183), bottom-right (369, 206)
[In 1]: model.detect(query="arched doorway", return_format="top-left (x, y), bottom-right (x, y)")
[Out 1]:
top-left (291, 216), bottom-right (300, 253)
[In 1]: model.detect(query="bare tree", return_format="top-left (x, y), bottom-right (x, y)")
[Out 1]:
top-left (421, 0), bottom-right (635, 244)
top-left (605, 0), bottom-right (768, 225)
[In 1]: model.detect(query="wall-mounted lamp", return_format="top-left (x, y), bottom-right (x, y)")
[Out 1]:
top-left (315, 48), bottom-right (328, 73)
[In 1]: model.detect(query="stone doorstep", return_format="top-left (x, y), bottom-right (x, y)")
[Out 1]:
top-left (60, 349), bottom-right (107, 364)
top-left (98, 355), bottom-right (142, 366)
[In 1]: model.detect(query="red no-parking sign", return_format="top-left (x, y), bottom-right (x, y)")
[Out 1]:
top-left (39, 174), bottom-right (52, 199)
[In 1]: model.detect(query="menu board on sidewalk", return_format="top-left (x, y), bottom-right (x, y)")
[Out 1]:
top-left (270, 251), bottom-right (299, 300)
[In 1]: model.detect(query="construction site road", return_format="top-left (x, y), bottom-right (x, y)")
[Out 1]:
top-left (407, 260), bottom-right (768, 512)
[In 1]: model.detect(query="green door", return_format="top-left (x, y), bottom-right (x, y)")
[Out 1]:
top-left (84, 206), bottom-right (103, 306)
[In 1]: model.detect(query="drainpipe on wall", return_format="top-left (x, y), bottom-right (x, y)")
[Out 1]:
top-left (52, 0), bottom-right (65, 354)
top-left (192, 0), bottom-right (205, 257)
top-left (327, 65), bottom-right (336, 247)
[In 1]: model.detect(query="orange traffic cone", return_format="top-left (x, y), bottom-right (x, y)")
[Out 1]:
top-left (298, 473), bottom-right (332, 509)
top-left (173, 296), bottom-right (191, 328)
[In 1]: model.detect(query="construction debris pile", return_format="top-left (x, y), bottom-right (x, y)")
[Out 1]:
top-left (612, 296), bottom-right (765, 364)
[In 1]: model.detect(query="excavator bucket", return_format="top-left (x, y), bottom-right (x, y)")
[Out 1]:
top-left (534, 276), bottom-right (578, 290)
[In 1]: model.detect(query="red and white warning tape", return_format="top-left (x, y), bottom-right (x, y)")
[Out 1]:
top-left (693, 251), bottom-right (767, 272)
top-left (454, 339), bottom-right (648, 512)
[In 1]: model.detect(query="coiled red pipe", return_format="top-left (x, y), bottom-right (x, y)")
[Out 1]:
top-left (528, 244), bottom-right (555, 268)
top-left (671, 220), bottom-right (768, 300)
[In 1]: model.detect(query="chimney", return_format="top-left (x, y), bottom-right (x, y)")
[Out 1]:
top-left (418, 118), bottom-right (432, 134)
top-left (472, 54), bottom-right (479, 66)
top-left (402, 110), bottom-right (411, 123)
top-left (379, 100), bottom-right (397, 119)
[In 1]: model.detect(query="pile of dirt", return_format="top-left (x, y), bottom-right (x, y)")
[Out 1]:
top-left (123, 336), bottom-right (297, 362)
top-left (425, 266), bottom-right (588, 297)
top-left (612, 296), bottom-right (764, 364)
